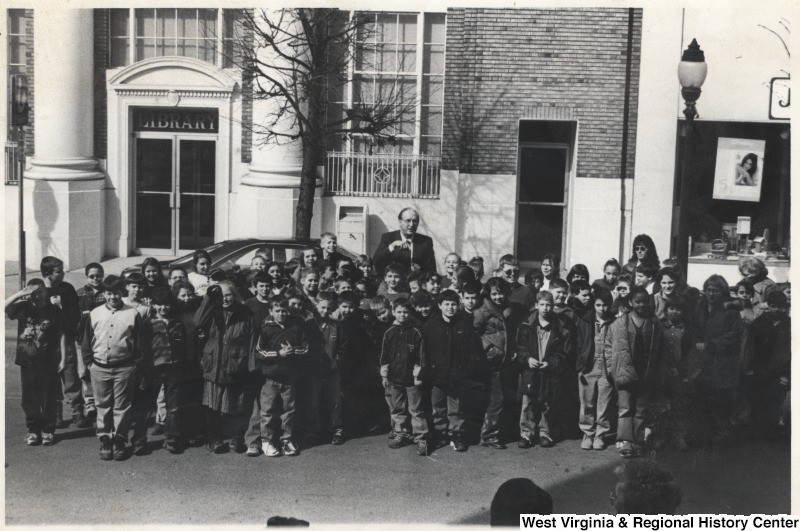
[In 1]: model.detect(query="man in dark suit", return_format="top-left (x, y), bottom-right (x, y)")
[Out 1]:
top-left (373, 207), bottom-right (437, 275)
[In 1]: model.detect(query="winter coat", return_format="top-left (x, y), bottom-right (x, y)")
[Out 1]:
top-left (379, 321), bottom-right (424, 386)
top-left (310, 316), bottom-right (346, 375)
top-left (693, 301), bottom-right (743, 389)
top-left (473, 300), bottom-right (515, 370)
top-left (751, 276), bottom-right (776, 306)
top-left (143, 310), bottom-right (196, 371)
top-left (746, 311), bottom-right (791, 381)
top-left (605, 313), bottom-right (668, 395)
top-left (422, 314), bottom-right (485, 386)
top-left (253, 315), bottom-right (311, 381)
top-left (515, 310), bottom-right (570, 404)
top-left (195, 296), bottom-right (256, 385)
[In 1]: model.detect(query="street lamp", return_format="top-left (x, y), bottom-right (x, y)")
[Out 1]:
top-left (675, 39), bottom-right (707, 276)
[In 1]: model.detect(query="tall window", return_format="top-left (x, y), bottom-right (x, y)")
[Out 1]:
top-left (339, 11), bottom-right (445, 158)
top-left (108, 9), bottom-right (243, 68)
top-left (7, 9), bottom-right (27, 77)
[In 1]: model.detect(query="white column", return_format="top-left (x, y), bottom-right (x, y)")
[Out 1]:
top-left (231, 9), bottom-right (322, 239)
top-left (24, 8), bottom-right (104, 270)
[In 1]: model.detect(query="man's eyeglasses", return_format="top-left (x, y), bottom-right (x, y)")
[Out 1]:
top-left (503, 269), bottom-right (520, 276)
top-left (401, 218), bottom-right (419, 225)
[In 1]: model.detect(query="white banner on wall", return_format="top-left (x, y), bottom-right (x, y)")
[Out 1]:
top-left (712, 137), bottom-right (766, 202)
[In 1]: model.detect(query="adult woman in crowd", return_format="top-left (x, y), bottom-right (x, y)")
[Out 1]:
top-left (623, 234), bottom-right (661, 276)
top-left (691, 275), bottom-right (744, 450)
top-left (738, 256), bottom-right (775, 307)
top-left (195, 280), bottom-right (257, 454)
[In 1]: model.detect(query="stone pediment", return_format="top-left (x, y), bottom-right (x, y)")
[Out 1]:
top-left (108, 56), bottom-right (238, 95)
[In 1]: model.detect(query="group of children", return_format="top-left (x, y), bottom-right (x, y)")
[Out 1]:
top-left (6, 232), bottom-right (791, 461)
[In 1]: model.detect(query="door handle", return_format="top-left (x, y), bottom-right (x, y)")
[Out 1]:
top-left (176, 193), bottom-right (181, 209)
top-left (169, 192), bottom-right (175, 209)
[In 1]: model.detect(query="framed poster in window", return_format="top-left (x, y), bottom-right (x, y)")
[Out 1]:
top-left (712, 137), bottom-right (766, 202)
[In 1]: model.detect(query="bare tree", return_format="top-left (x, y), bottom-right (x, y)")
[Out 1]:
top-left (234, 8), bottom-right (416, 239)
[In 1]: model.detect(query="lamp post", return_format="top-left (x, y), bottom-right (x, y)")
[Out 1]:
top-left (675, 39), bottom-right (707, 277)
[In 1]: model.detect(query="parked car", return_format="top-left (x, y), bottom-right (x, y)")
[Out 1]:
top-left (121, 238), bottom-right (358, 280)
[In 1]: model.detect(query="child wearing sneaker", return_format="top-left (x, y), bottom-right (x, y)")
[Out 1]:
top-left (516, 291), bottom-right (570, 449)
top-left (6, 279), bottom-right (66, 447)
top-left (606, 286), bottom-right (668, 458)
top-left (422, 290), bottom-right (484, 452)
top-left (254, 295), bottom-right (310, 457)
top-left (380, 298), bottom-right (428, 455)
top-left (82, 275), bottom-right (144, 461)
top-left (576, 288), bottom-right (616, 451)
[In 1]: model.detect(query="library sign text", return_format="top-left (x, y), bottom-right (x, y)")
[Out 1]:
top-left (133, 107), bottom-right (219, 133)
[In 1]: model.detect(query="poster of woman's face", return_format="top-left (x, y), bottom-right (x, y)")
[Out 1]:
top-left (713, 138), bottom-right (766, 202)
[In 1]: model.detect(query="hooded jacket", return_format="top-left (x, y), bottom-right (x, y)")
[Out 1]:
top-left (693, 301), bottom-right (743, 389)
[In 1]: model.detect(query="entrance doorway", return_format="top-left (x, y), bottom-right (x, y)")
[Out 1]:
top-left (516, 143), bottom-right (571, 269)
top-left (134, 135), bottom-right (216, 254)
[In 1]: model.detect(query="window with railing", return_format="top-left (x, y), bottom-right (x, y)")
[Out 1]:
top-left (325, 11), bottom-right (445, 198)
top-left (108, 8), bottom-right (244, 68)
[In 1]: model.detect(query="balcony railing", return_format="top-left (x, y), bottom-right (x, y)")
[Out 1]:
top-left (5, 141), bottom-right (24, 185)
top-left (325, 151), bottom-right (441, 198)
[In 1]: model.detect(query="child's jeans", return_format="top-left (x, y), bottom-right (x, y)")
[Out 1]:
top-left (309, 373), bottom-right (343, 435)
top-left (260, 377), bottom-right (296, 443)
top-left (617, 387), bottom-right (650, 444)
top-left (388, 383), bottom-right (428, 442)
top-left (90, 363), bottom-right (136, 441)
top-left (20, 365), bottom-right (61, 434)
top-left (578, 367), bottom-right (615, 440)
top-left (431, 384), bottom-right (465, 435)
top-left (480, 371), bottom-right (504, 442)
top-left (63, 341), bottom-right (94, 416)
top-left (520, 395), bottom-right (550, 440)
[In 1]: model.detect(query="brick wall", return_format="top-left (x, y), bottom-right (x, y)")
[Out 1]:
top-left (442, 8), bottom-right (642, 179)
top-left (94, 9), bottom-right (108, 159)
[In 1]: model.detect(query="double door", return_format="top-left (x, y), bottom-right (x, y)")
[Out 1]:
top-left (134, 134), bottom-right (216, 254)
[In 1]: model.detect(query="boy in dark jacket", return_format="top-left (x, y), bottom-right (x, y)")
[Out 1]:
top-left (380, 298), bottom-right (428, 455)
top-left (135, 287), bottom-right (196, 454)
top-left (516, 291), bottom-right (571, 449)
top-left (6, 279), bottom-right (66, 446)
top-left (422, 290), bottom-right (485, 452)
top-left (254, 295), bottom-right (310, 457)
top-left (746, 290), bottom-right (791, 438)
top-left (661, 294), bottom-right (695, 450)
top-left (308, 291), bottom-right (347, 445)
top-left (364, 296), bottom-right (394, 436)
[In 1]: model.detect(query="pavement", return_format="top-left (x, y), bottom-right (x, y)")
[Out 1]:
top-left (2, 259), bottom-right (793, 525)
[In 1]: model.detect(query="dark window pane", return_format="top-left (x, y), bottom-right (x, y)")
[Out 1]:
top-left (180, 140), bottom-right (215, 194)
top-left (8, 10), bottom-right (26, 34)
top-left (423, 13), bottom-right (446, 43)
top-left (110, 9), bottom-right (129, 36)
top-left (136, 193), bottom-right (171, 249)
top-left (110, 38), bottom-right (130, 67)
top-left (518, 147), bottom-right (567, 203)
top-left (136, 138), bottom-right (172, 192)
top-left (516, 205), bottom-right (563, 262)
top-left (180, 195), bottom-right (215, 249)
